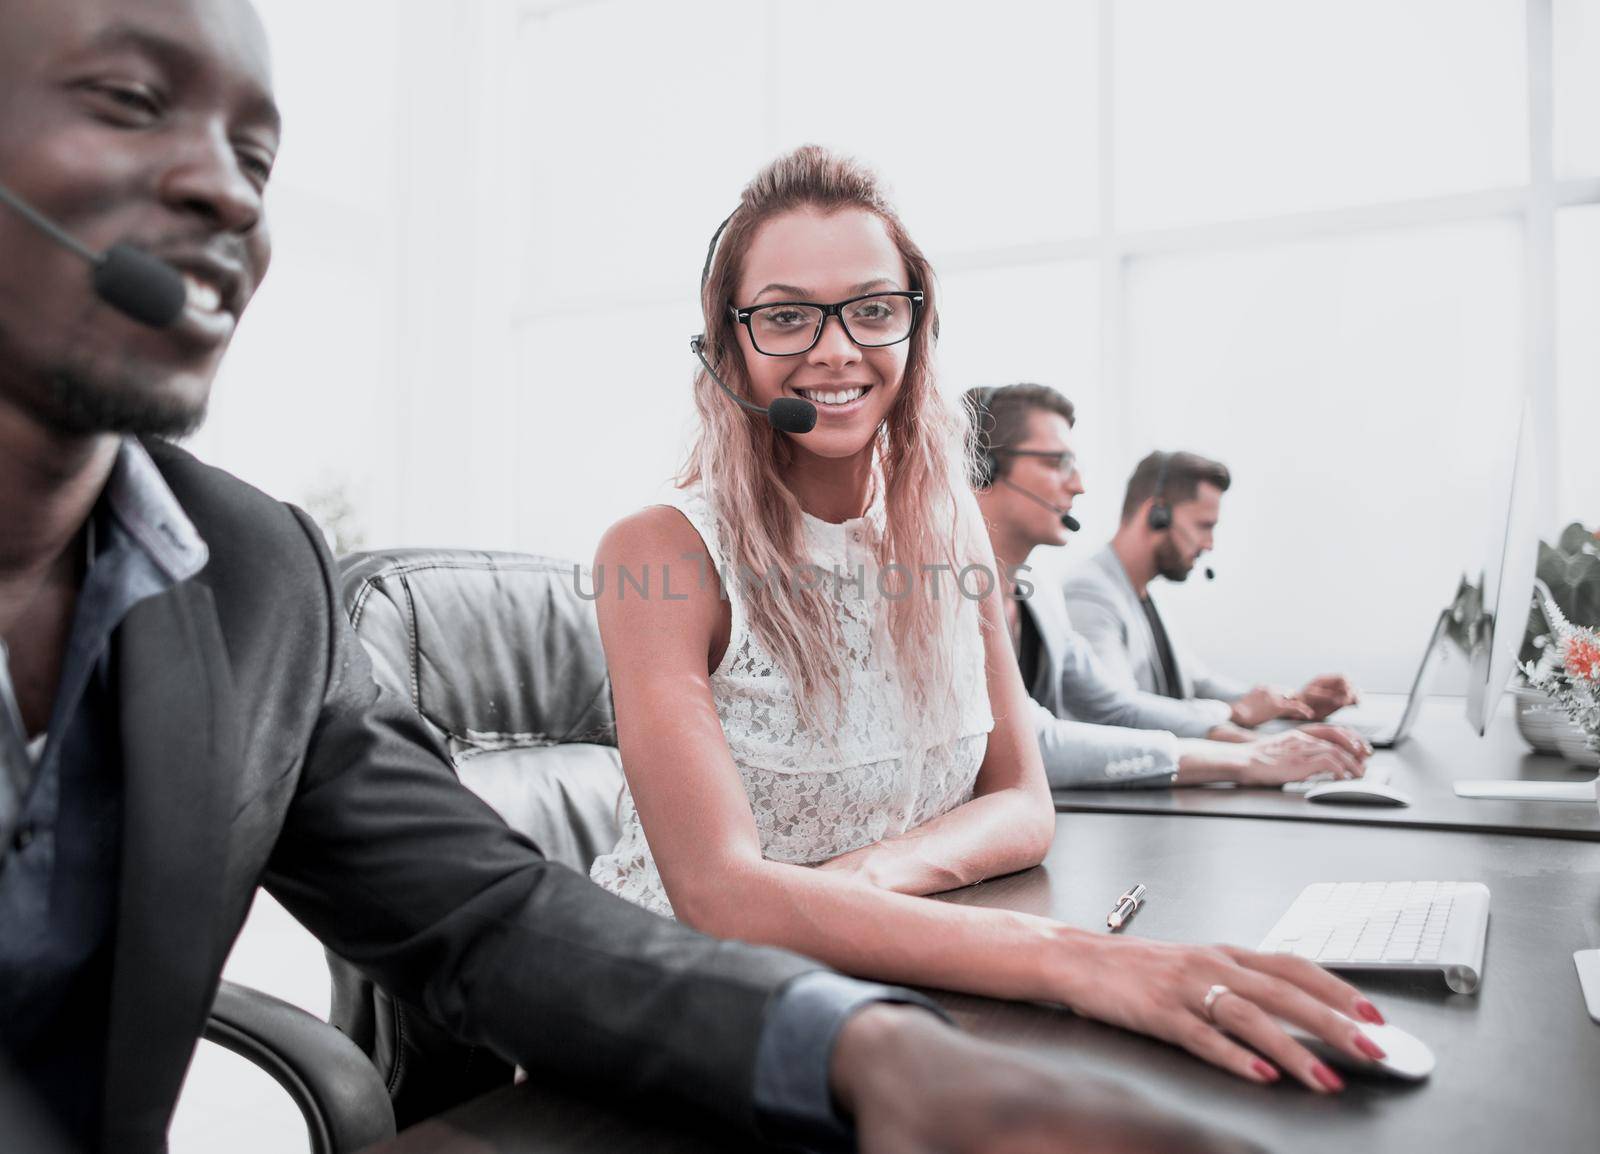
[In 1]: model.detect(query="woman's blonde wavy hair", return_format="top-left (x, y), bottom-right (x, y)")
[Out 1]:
top-left (679, 145), bottom-right (979, 737)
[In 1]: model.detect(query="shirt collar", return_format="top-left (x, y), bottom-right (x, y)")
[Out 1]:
top-left (102, 438), bottom-right (208, 583)
top-left (1097, 544), bottom-right (1138, 602)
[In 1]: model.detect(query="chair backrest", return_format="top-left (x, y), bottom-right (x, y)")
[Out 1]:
top-left (339, 549), bottom-right (616, 755)
top-left (327, 548), bottom-right (625, 1128)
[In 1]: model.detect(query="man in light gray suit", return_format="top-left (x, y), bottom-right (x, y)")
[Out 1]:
top-left (1065, 451), bottom-right (1361, 729)
top-left (965, 386), bottom-right (1367, 790)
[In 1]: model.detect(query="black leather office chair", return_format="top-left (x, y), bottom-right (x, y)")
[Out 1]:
top-left (201, 981), bottom-right (396, 1154)
top-left (5, 1001), bottom-right (390, 1154)
top-left (324, 549), bottom-right (625, 1129)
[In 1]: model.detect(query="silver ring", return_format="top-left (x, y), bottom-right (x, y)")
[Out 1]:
top-left (1201, 984), bottom-right (1232, 1023)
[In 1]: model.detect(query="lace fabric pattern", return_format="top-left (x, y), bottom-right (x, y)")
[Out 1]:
top-left (590, 487), bottom-right (995, 918)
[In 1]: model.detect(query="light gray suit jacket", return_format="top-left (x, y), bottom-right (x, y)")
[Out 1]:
top-left (1018, 577), bottom-right (1232, 788)
top-left (1063, 545), bottom-right (1247, 705)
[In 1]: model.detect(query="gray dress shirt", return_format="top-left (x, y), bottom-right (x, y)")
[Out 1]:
top-left (0, 440), bottom-right (208, 1148)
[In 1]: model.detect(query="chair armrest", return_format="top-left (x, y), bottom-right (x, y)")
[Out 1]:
top-left (204, 980), bottom-right (396, 1154)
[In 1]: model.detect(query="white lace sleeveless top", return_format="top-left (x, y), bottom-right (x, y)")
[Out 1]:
top-left (590, 486), bottom-right (995, 917)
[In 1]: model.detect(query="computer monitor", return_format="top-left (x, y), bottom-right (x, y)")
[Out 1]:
top-left (1455, 398), bottom-right (1597, 802)
top-left (1465, 399), bottom-right (1541, 736)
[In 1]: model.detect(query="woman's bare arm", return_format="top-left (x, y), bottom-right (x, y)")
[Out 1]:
top-left (596, 507), bottom-right (1066, 996)
top-left (594, 506), bottom-right (1385, 1094)
top-left (813, 525), bottom-right (1054, 895)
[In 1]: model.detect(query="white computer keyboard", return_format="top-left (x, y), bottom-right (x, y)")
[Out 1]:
top-left (1282, 762), bottom-right (1393, 794)
top-left (1259, 880), bottom-right (1490, 994)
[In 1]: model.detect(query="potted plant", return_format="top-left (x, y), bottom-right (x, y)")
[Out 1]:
top-left (1514, 522), bottom-right (1600, 761)
top-left (1523, 592), bottom-right (1600, 770)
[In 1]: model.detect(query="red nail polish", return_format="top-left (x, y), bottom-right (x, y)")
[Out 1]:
top-left (1313, 1062), bottom-right (1345, 1092)
top-left (1355, 999), bottom-right (1385, 1025)
top-left (1252, 1059), bottom-right (1281, 1083)
top-left (1355, 1034), bottom-right (1387, 1061)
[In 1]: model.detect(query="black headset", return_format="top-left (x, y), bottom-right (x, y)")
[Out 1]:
top-left (967, 386), bottom-right (1080, 532)
top-left (688, 209), bottom-right (735, 360)
top-left (690, 208), bottom-right (937, 345)
top-left (688, 210), bottom-right (818, 434)
top-left (1147, 451), bottom-right (1173, 530)
top-left (689, 208), bottom-right (940, 437)
top-left (699, 210), bottom-right (734, 291)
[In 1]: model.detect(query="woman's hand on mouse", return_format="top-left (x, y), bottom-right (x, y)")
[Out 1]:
top-left (1053, 937), bottom-right (1388, 1094)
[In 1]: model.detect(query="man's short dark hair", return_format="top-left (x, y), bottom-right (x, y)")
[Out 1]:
top-left (1120, 451), bottom-right (1232, 524)
top-left (962, 383), bottom-right (1076, 486)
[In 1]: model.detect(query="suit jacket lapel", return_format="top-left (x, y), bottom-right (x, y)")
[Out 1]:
top-left (102, 581), bottom-right (240, 1150)
top-left (1025, 581), bottom-right (1072, 675)
top-left (1099, 547), bottom-right (1172, 697)
top-left (0, 650), bottom-right (34, 851)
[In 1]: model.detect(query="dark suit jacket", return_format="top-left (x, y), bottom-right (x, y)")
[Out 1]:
top-left (104, 439), bottom-right (818, 1151)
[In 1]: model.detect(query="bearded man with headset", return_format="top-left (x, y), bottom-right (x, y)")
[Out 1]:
top-left (1064, 449), bottom-right (1361, 729)
top-left (967, 385), bottom-right (1368, 790)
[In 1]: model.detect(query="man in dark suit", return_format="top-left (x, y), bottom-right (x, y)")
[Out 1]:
top-left (0, 4), bottom-right (1257, 1154)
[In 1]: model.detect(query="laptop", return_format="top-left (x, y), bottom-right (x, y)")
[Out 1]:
top-left (1320, 609), bottom-right (1450, 749)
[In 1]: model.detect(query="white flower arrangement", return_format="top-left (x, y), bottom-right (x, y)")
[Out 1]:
top-left (1522, 594), bottom-right (1600, 753)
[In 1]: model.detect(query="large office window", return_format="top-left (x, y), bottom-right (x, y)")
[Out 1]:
top-left (1556, 0), bottom-right (1600, 177)
top-left (1125, 223), bottom-right (1522, 686)
top-left (1557, 205), bottom-right (1600, 520)
top-left (195, 0), bottom-right (1597, 691)
top-left (1115, 1), bottom-right (1527, 229)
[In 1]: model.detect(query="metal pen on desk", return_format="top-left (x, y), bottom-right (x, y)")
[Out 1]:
top-left (1106, 883), bottom-right (1147, 932)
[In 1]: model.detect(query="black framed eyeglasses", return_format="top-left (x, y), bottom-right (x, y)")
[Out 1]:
top-left (732, 291), bottom-right (924, 356)
top-left (995, 449), bottom-right (1079, 477)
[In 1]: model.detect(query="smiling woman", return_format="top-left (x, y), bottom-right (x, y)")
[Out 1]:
top-left (586, 145), bottom-right (1390, 1097)
top-left (677, 149), bottom-right (972, 730)
top-left (593, 144), bottom-right (1026, 921)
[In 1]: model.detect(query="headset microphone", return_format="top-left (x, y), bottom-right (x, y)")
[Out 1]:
top-left (999, 478), bottom-right (1080, 532)
top-left (0, 180), bottom-right (187, 328)
top-left (1145, 450), bottom-right (1215, 580)
top-left (968, 387), bottom-right (1079, 530)
top-left (690, 334), bottom-right (818, 434)
top-left (692, 208), bottom-right (818, 435)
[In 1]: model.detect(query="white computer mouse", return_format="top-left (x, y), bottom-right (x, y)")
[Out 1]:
top-left (1303, 779), bottom-right (1413, 807)
top-left (1291, 1020), bottom-right (1435, 1081)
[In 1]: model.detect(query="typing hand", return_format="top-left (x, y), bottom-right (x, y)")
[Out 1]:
top-left (834, 1004), bottom-right (1266, 1154)
top-left (1297, 675), bottom-right (1360, 721)
top-left (1204, 723), bottom-right (1256, 744)
top-left (1056, 938), bottom-right (1388, 1095)
top-left (1296, 723), bottom-right (1372, 760)
top-left (1228, 729), bottom-right (1367, 787)
top-left (1229, 685), bottom-right (1315, 729)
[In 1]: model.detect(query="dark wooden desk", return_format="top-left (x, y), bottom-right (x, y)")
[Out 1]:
top-left (1053, 698), bottom-right (1600, 841)
top-left (371, 814), bottom-right (1600, 1153)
